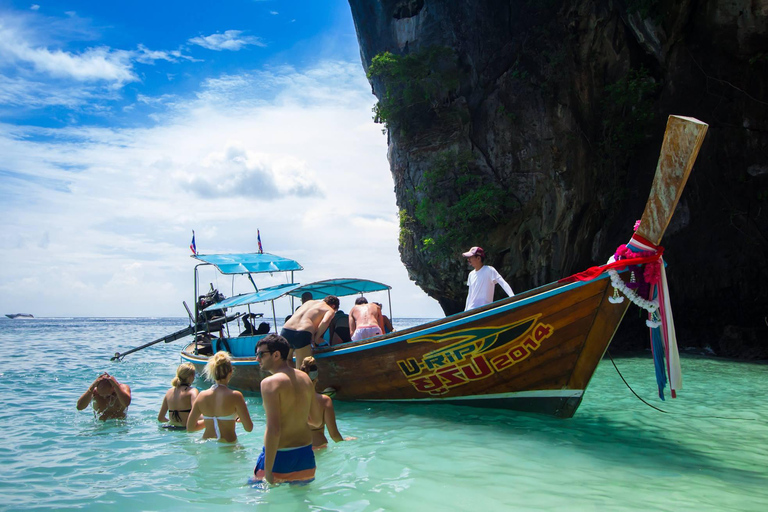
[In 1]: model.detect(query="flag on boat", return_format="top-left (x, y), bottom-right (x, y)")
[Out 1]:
top-left (190, 230), bottom-right (197, 255)
top-left (257, 229), bottom-right (263, 254)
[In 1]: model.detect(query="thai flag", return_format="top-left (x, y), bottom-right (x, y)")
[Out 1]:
top-left (190, 230), bottom-right (197, 255)
top-left (257, 229), bottom-right (263, 254)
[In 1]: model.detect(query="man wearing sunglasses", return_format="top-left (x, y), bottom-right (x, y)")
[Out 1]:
top-left (253, 334), bottom-right (323, 485)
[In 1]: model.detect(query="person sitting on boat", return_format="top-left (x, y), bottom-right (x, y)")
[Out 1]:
top-left (349, 296), bottom-right (385, 342)
top-left (240, 314), bottom-right (269, 337)
top-left (252, 335), bottom-right (323, 484)
top-left (328, 309), bottom-right (351, 345)
top-left (373, 303), bottom-right (394, 334)
top-left (76, 372), bottom-right (132, 421)
top-left (463, 246), bottom-right (514, 311)
top-left (157, 363), bottom-right (198, 430)
top-left (299, 356), bottom-right (356, 449)
top-left (186, 352), bottom-right (253, 442)
top-left (280, 295), bottom-right (339, 367)
top-left (239, 313), bottom-right (259, 336)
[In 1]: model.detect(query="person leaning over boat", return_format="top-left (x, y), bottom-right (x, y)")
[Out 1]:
top-left (252, 335), bottom-right (323, 484)
top-left (349, 296), bottom-right (385, 341)
top-left (76, 372), bottom-right (131, 420)
top-left (157, 363), bottom-right (198, 430)
top-left (299, 356), bottom-right (356, 449)
top-left (186, 352), bottom-right (253, 442)
top-left (463, 246), bottom-right (514, 311)
top-left (280, 295), bottom-right (339, 367)
top-left (328, 308), bottom-right (351, 345)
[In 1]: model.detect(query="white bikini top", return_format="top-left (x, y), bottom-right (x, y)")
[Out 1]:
top-left (203, 384), bottom-right (237, 439)
top-left (202, 413), bottom-right (237, 439)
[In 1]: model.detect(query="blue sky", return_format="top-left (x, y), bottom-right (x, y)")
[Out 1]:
top-left (0, 0), bottom-right (445, 318)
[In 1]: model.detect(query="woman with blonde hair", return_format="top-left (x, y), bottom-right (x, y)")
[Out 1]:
top-left (186, 352), bottom-right (253, 442)
top-left (300, 356), bottom-right (355, 448)
top-left (158, 363), bottom-right (199, 429)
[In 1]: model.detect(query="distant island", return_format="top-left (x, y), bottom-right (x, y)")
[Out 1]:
top-left (5, 314), bottom-right (34, 319)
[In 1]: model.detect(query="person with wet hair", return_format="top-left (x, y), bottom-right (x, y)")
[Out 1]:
top-left (186, 352), bottom-right (253, 442)
top-left (77, 372), bottom-right (131, 421)
top-left (158, 363), bottom-right (198, 430)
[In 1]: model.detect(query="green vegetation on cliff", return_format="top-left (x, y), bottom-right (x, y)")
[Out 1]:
top-left (405, 150), bottom-right (516, 258)
top-left (367, 46), bottom-right (462, 136)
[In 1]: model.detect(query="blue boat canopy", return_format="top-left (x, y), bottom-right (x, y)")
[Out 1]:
top-left (202, 283), bottom-right (304, 311)
top-left (288, 278), bottom-right (391, 300)
top-left (193, 253), bottom-right (303, 275)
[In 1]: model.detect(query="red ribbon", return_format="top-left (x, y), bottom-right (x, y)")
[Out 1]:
top-left (558, 247), bottom-right (665, 284)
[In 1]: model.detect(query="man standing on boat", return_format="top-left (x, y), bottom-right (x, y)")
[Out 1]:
top-left (253, 335), bottom-right (322, 484)
top-left (463, 246), bottom-right (514, 311)
top-left (280, 295), bottom-right (339, 366)
top-left (349, 297), bottom-right (385, 341)
top-left (76, 372), bottom-right (132, 420)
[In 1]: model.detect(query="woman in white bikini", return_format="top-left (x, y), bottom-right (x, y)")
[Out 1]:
top-left (158, 363), bottom-right (199, 430)
top-left (186, 352), bottom-right (253, 442)
top-left (299, 356), bottom-right (356, 448)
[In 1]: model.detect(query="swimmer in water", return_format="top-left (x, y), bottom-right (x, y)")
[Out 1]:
top-left (158, 363), bottom-right (198, 430)
top-left (299, 356), bottom-right (356, 449)
top-left (186, 352), bottom-right (253, 442)
top-left (76, 372), bottom-right (131, 420)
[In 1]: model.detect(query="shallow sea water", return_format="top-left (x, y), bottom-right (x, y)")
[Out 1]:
top-left (1, 317), bottom-right (767, 511)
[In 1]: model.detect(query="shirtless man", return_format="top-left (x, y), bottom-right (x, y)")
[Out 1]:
top-left (253, 335), bottom-right (323, 484)
top-left (280, 295), bottom-right (339, 367)
top-left (349, 296), bottom-right (385, 341)
top-left (76, 372), bottom-right (132, 420)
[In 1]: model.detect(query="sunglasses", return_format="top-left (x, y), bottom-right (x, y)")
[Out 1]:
top-left (255, 350), bottom-right (272, 359)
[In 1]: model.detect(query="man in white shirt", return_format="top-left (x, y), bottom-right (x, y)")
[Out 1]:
top-left (463, 246), bottom-right (514, 311)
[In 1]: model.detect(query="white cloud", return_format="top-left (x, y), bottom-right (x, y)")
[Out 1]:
top-left (30, 4), bottom-right (40, 10)
top-left (188, 30), bottom-right (265, 51)
top-left (0, 74), bottom-right (119, 107)
top-left (0, 60), bottom-right (444, 318)
top-left (0, 13), bottom-right (198, 112)
top-left (0, 22), bottom-right (137, 84)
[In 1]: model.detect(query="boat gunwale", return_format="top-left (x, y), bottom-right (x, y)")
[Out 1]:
top-left (312, 272), bottom-right (613, 357)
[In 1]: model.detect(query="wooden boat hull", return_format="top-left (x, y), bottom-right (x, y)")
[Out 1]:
top-left (313, 274), bottom-right (629, 418)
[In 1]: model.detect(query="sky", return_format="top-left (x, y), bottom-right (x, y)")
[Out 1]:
top-left (0, 0), bottom-right (445, 319)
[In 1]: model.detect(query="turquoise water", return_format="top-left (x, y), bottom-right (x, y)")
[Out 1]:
top-left (1, 317), bottom-right (767, 511)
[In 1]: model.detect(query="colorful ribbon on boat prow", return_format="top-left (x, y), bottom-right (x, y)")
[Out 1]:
top-left (560, 230), bottom-right (682, 401)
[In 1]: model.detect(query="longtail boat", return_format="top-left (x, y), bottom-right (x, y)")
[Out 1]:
top-left (115, 115), bottom-right (707, 418)
top-left (317, 115), bottom-right (706, 417)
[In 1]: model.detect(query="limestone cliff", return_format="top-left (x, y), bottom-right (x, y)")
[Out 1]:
top-left (348, 0), bottom-right (768, 357)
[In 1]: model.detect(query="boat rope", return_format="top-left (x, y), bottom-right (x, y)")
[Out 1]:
top-left (607, 351), bottom-right (668, 414)
top-left (607, 351), bottom-right (757, 421)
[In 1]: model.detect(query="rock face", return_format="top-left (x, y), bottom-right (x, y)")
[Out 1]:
top-left (348, 0), bottom-right (768, 358)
